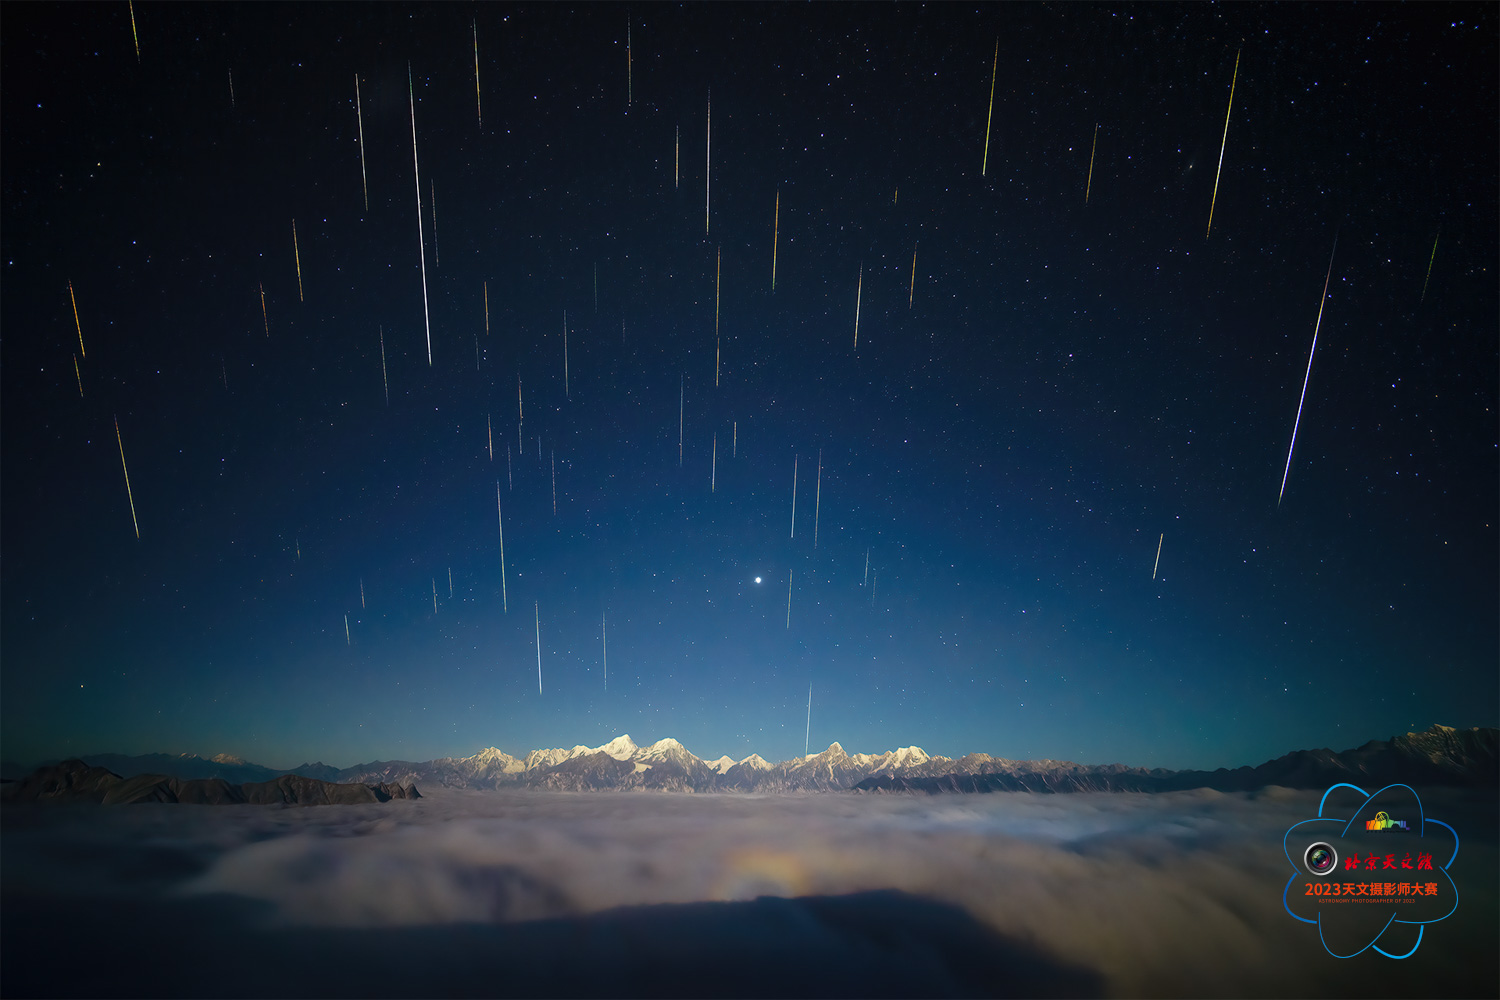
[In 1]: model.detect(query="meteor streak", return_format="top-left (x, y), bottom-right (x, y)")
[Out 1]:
top-left (408, 64), bottom-right (433, 365)
top-left (497, 482), bottom-right (508, 612)
top-left (1420, 228), bottom-right (1440, 302)
top-left (705, 91), bottom-right (711, 235)
top-left (228, 68), bottom-right (235, 107)
top-left (259, 283), bottom-right (268, 336)
top-left (1085, 123), bottom-right (1099, 203)
top-left (1206, 49), bottom-right (1240, 238)
top-left (602, 613), bottom-right (607, 691)
top-left (787, 570), bottom-right (793, 629)
top-left (715, 246), bottom-right (722, 386)
top-left (432, 579), bottom-right (438, 614)
top-left (853, 265), bottom-right (862, 351)
top-left (908, 244), bottom-right (917, 309)
top-left (114, 415), bottom-right (139, 538)
top-left (981, 38), bottom-right (998, 176)
top-left (483, 281), bottom-right (489, 332)
top-left (73, 355), bottom-right (83, 397)
top-left (430, 179), bottom-right (439, 267)
top-left (674, 125), bottom-right (680, 189)
top-left (292, 220), bottom-right (304, 301)
top-left (128, 0), bottom-right (140, 61)
top-left (1279, 235), bottom-right (1338, 506)
top-left (771, 191), bottom-right (780, 292)
top-left (535, 602), bottom-right (543, 695)
top-left (551, 450), bottom-right (557, 514)
top-left (345, 615), bottom-right (350, 646)
top-left (473, 19), bottom-right (482, 127)
top-left (488, 414), bottom-right (493, 460)
top-left (68, 280), bottom-right (85, 356)
top-left (379, 325), bottom-right (388, 405)
top-left (805, 683), bottom-right (812, 756)
top-left (626, 19), bottom-right (632, 105)
top-left (1153, 533), bottom-right (1163, 579)
top-left (355, 75), bottom-right (368, 211)
top-left (360, 578), bottom-right (366, 609)
top-left (813, 450), bottom-right (822, 548)
top-left (517, 375), bottom-right (524, 449)
top-left (563, 311), bottom-right (570, 399)
top-left (790, 455), bottom-right (798, 538)
top-left (711, 433), bottom-right (717, 492)
top-left (679, 375), bottom-right (684, 467)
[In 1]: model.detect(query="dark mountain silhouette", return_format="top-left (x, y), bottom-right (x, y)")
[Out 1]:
top-left (1, 759), bottom-right (420, 805)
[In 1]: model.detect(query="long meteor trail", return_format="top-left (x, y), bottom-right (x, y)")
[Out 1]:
top-left (1206, 49), bottom-right (1240, 238)
top-left (114, 415), bottom-right (139, 538)
top-left (535, 602), bottom-right (543, 695)
top-left (408, 64), bottom-right (433, 365)
top-left (1279, 235), bottom-right (1338, 506)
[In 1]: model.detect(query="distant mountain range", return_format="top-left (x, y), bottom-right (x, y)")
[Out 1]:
top-left (0, 758), bottom-right (421, 805)
top-left (4, 725), bottom-right (1493, 795)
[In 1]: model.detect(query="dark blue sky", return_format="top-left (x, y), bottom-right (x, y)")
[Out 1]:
top-left (3, 3), bottom-right (1495, 772)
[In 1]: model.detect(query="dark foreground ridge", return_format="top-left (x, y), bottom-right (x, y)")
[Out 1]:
top-left (0, 759), bottom-right (420, 805)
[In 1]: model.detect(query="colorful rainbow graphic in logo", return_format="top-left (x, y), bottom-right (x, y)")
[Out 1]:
top-left (1366, 810), bottom-right (1410, 831)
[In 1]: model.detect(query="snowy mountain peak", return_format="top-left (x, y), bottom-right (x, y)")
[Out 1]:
top-left (738, 754), bottom-right (772, 770)
top-left (707, 755), bottom-right (736, 775)
top-left (209, 753), bottom-right (247, 765)
top-left (596, 735), bottom-right (640, 760)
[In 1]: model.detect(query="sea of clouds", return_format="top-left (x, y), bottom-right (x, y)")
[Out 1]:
top-left (3, 786), bottom-right (1494, 998)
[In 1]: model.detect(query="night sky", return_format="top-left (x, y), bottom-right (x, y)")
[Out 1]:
top-left (3, 4), bottom-right (1495, 773)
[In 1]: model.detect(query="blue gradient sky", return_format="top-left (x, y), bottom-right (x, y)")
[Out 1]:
top-left (3, 4), bottom-right (1495, 771)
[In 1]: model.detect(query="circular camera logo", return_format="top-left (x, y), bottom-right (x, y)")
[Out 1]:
top-left (1304, 842), bottom-right (1338, 877)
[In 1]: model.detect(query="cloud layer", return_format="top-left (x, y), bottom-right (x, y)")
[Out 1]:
top-left (4, 787), bottom-right (1495, 997)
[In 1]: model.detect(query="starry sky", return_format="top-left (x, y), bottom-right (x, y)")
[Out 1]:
top-left (3, 4), bottom-right (1495, 773)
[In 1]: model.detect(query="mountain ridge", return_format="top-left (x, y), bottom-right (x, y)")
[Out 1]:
top-left (5, 725), bottom-right (1492, 795)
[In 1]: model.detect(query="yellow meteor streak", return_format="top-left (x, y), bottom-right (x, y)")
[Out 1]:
top-left (68, 280), bottom-right (85, 356)
top-left (853, 265), bottom-right (863, 351)
top-left (1279, 234), bottom-right (1338, 506)
top-left (259, 282), bottom-right (268, 336)
top-left (292, 219), bottom-right (304, 301)
top-left (1207, 49), bottom-right (1240, 238)
top-left (1085, 123), bottom-right (1099, 203)
top-left (473, 19), bottom-right (482, 127)
top-left (128, 0), bottom-right (140, 62)
top-left (113, 415), bottom-right (139, 538)
top-left (497, 483), bottom-right (508, 612)
top-left (73, 355), bottom-right (83, 397)
top-left (981, 38), bottom-right (998, 177)
top-left (355, 75), bottom-right (368, 211)
top-left (1153, 533), bottom-right (1163, 579)
top-left (1420, 228), bottom-right (1440, 302)
top-left (715, 246), bottom-right (722, 386)
top-left (908, 244), bottom-right (917, 309)
top-left (771, 190), bottom-right (780, 292)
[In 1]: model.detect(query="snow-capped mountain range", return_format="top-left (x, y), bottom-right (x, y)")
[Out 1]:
top-left (9, 725), bottom-right (1493, 795)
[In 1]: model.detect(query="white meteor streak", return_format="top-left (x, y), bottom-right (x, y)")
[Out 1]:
top-left (355, 74), bottom-right (368, 211)
top-left (602, 613), bottom-right (608, 692)
top-left (790, 455), bottom-right (798, 538)
top-left (805, 683), bottom-right (812, 757)
top-left (496, 483), bottom-right (507, 612)
top-left (813, 449), bottom-right (822, 548)
top-left (408, 64), bottom-right (432, 365)
top-left (1207, 49), bottom-right (1240, 238)
top-left (1279, 235), bottom-right (1338, 506)
top-left (535, 602), bottom-right (543, 695)
top-left (1153, 533), bottom-right (1163, 580)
